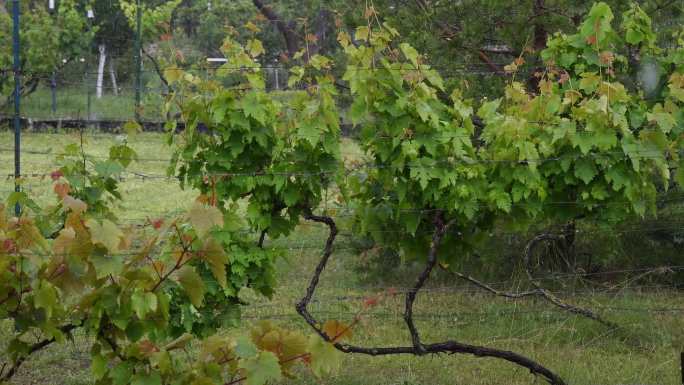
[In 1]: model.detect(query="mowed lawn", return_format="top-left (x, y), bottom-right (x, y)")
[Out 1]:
top-left (0, 131), bottom-right (682, 385)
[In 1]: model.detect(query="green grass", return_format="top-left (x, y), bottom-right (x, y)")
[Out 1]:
top-left (4, 87), bottom-right (166, 121)
top-left (1, 131), bottom-right (682, 385)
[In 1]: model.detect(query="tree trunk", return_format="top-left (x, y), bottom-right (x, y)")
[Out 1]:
top-left (96, 44), bottom-right (106, 99)
top-left (252, 0), bottom-right (300, 59)
top-left (108, 57), bottom-right (118, 96)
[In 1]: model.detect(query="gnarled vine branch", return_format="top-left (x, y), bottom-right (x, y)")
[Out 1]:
top-left (296, 211), bottom-right (567, 385)
top-left (522, 233), bottom-right (617, 328)
top-left (0, 322), bottom-right (81, 382)
top-left (437, 229), bottom-right (617, 328)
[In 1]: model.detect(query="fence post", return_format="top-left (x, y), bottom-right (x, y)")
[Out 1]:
top-left (51, 71), bottom-right (57, 115)
top-left (12, 0), bottom-right (21, 216)
top-left (134, 0), bottom-right (142, 122)
top-left (86, 9), bottom-right (94, 121)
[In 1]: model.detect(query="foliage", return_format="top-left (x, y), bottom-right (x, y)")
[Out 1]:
top-left (168, 33), bottom-right (342, 241)
top-left (0, 142), bottom-right (345, 384)
top-left (343, 3), bottom-right (683, 266)
top-left (1, 2), bottom-right (682, 385)
top-left (120, 0), bottom-right (182, 41)
top-left (0, 0), bottom-right (93, 102)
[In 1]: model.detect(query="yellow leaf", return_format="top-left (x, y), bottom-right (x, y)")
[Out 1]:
top-left (247, 39), bottom-right (265, 57)
top-left (355, 26), bottom-right (369, 42)
top-left (188, 202), bottom-right (224, 237)
top-left (322, 319), bottom-right (352, 342)
top-left (53, 227), bottom-right (76, 255)
top-left (200, 238), bottom-right (229, 289)
top-left (245, 21), bottom-right (260, 33)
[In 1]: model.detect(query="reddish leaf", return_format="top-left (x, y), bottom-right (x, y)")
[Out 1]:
top-left (151, 218), bottom-right (164, 230)
top-left (54, 183), bottom-right (70, 199)
top-left (50, 170), bottom-right (63, 181)
top-left (363, 297), bottom-right (379, 308)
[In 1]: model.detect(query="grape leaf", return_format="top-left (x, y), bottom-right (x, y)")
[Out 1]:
top-left (675, 159), bottom-right (684, 188)
top-left (131, 291), bottom-right (158, 320)
top-left (33, 283), bottom-right (58, 318)
top-left (322, 320), bottom-right (353, 342)
top-left (131, 372), bottom-right (162, 385)
top-left (110, 362), bottom-right (133, 385)
top-left (574, 159), bottom-right (598, 184)
top-left (86, 219), bottom-right (123, 252)
top-left (201, 238), bottom-right (229, 289)
top-left (176, 265), bottom-right (205, 308)
top-left (238, 351), bottom-right (282, 385)
top-left (236, 334), bottom-right (259, 359)
top-left (91, 354), bottom-right (107, 380)
top-left (94, 160), bottom-right (124, 178)
top-left (188, 203), bottom-right (224, 237)
top-left (62, 195), bottom-right (87, 214)
top-left (91, 254), bottom-right (124, 279)
top-left (307, 336), bottom-right (342, 377)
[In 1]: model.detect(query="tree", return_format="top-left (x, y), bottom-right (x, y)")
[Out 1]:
top-left (169, 3), bottom-right (682, 384)
top-left (0, 0), bottom-right (92, 108)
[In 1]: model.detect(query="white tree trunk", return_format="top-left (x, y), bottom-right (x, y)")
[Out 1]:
top-left (274, 67), bottom-right (279, 90)
top-left (96, 44), bottom-right (106, 99)
top-left (109, 58), bottom-right (118, 96)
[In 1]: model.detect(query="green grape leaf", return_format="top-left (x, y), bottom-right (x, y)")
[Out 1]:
top-left (307, 335), bottom-right (342, 377)
top-left (91, 353), bottom-right (107, 380)
top-left (33, 283), bottom-right (58, 318)
top-left (235, 335), bottom-right (258, 359)
top-left (574, 159), bottom-right (598, 184)
top-left (86, 219), bottom-right (123, 252)
top-left (110, 362), bottom-right (133, 385)
top-left (400, 43), bottom-right (420, 66)
top-left (94, 160), bottom-right (124, 178)
top-left (91, 254), bottom-right (124, 279)
top-left (131, 291), bottom-right (158, 320)
top-left (646, 110), bottom-right (675, 133)
top-left (247, 39), bottom-right (265, 57)
top-left (238, 351), bottom-right (282, 385)
top-left (131, 371), bottom-right (162, 385)
top-left (176, 265), bottom-right (205, 308)
top-left (675, 159), bottom-right (684, 188)
top-left (625, 28), bottom-right (644, 44)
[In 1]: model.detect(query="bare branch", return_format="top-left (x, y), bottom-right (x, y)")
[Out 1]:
top-left (296, 211), bottom-right (567, 385)
top-left (446, 268), bottom-right (541, 298)
top-left (404, 213), bottom-right (452, 353)
top-left (0, 322), bottom-right (81, 382)
top-left (477, 50), bottom-right (507, 75)
top-left (142, 47), bottom-right (169, 89)
top-left (523, 233), bottom-right (618, 328)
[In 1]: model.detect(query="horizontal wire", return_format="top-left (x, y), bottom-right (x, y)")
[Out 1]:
top-left (2, 149), bottom-right (674, 180)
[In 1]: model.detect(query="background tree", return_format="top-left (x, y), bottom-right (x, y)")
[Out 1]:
top-left (0, 0), bottom-right (92, 107)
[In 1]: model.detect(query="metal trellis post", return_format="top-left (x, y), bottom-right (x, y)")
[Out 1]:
top-left (86, 9), bottom-right (94, 121)
top-left (135, 0), bottom-right (142, 121)
top-left (12, 0), bottom-right (21, 216)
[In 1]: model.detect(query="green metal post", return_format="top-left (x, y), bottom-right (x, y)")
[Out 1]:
top-left (12, 0), bottom-right (21, 216)
top-left (86, 12), bottom-right (92, 120)
top-left (135, 0), bottom-right (142, 121)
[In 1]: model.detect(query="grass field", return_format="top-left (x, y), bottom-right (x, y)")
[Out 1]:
top-left (0, 131), bottom-right (682, 385)
top-left (3, 87), bottom-right (165, 121)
